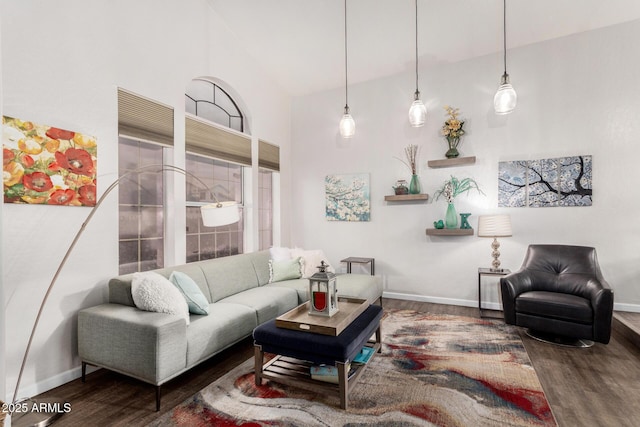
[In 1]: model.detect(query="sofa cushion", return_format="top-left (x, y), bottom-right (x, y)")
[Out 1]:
top-left (109, 262), bottom-right (212, 307)
top-left (170, 271), bottom-right (209, 315)
top-left (264, 278), bottom-right (309, 303)
top-left (217, 286), bottom-right (299, 324)
top-left (516, 291), bottom-right (593, 324)
top-left (249, 250), bottom-right (272, 286)
top-left (185, 303), bottom-right (257, 366)
top-left (131, 272), bottom-right (190, 325)
top-left (269, 257), bottom-right (303, 283)
top-left (335, 273), bottom-right (383, 305)
top-left (198, 253), bottom-right (261, 302)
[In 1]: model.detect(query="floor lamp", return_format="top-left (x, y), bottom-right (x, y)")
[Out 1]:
top-left (9, 164), bottom-right (240, 427)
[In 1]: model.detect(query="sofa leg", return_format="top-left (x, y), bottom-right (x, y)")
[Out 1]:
top-left (81, 362), bottom-right (87, 383)
top-left (156, 386), bottom-right (161, 412)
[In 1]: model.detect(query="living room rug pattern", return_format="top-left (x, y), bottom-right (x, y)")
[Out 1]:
top-left (150, 310), bottom-right (556, 426)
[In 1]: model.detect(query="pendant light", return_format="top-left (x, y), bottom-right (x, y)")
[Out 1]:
top-left (408, 0), bottom-right (427, 127)
top-left (339, 0), bottom-right (355, 138)
top-left (494, 0), bottom-right (517, 115)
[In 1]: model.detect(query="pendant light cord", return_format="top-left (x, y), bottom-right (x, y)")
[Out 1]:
top-left (502, 0), bottom-right (507, 75)
top-left (415, 0), bottom-right (419, 94)
top-left (344, 0), bottom-right (349, 109)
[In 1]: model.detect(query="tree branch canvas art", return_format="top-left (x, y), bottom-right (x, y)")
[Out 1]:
top-left (498, 155), bottom-right (592, 207)
top-left (325, 173), bottom-right (370, 221)
top-left (3, 115), bottom-right (97, 206)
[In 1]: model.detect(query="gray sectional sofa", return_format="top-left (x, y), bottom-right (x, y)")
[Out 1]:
top-left (77, 250), bottom-right (382, 410)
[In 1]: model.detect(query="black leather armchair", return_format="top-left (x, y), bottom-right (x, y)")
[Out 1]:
top-left (500, 244), bottom-right (614, 344)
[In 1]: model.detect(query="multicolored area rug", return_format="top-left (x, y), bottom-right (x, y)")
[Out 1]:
top-left (150, 310), bottom-right (556, 426)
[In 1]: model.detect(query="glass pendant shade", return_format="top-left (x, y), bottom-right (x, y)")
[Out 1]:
top-left (339, 109), bottom-right (355, 138)
top-left (494, 73), bottom-right (517, 115)
top-left (408, 98), bottom-right (427, 127)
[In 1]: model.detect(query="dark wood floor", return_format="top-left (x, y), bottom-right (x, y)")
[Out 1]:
top-left (34, 299), bottom-right (640, 427)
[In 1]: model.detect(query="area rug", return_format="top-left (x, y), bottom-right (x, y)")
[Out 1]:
top-left (149, 309), bottom-right (556, 426)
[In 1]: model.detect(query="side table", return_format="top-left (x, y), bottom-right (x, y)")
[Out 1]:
top-left (340, 257), bottom-right (375, 275)
top-left (478, 268), bottom-right (511, 319)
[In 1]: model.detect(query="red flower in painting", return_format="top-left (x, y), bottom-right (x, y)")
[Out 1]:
top-left (49, 189), bottom-right (76, 205)
top-left (46, 127), bottom-right (75, 141)
top-left (23, 172), bottom-right (53, 192)
top-left (78, 184), bottom-right (96, 206)
top-left (3, 148), bottom-right (15, 165)
top-left (55, 148), bottom-right (95, 176)
top-left (20, 154), bottom-right (35, 168)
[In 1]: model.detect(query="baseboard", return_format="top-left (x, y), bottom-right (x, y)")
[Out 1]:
top-left (382, 291), bottom-right (640, 313)
top-left (613, 303), bottom-right (640, 313)
top-left (8, 364), bottom-right (100, 404)
top-left (382, 291), bottom-right (501, 311)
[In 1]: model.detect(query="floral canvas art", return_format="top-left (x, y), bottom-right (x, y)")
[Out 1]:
top-left (325, 173), bottom-right (370, 221)
top-left (3, 116), bottom-right (97, 206)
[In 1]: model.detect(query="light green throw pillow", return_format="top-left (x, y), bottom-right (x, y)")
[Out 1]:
top-left (169, 271), bottom-right (210, 315)
top-left (269, 257), bottom-right (303, 283)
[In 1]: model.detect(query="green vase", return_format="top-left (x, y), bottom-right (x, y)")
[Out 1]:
top-left (409, 174), bottom-right (421, 194)
top-left (445, 203), bottom-right (458, 229)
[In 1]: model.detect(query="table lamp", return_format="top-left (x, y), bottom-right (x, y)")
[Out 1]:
top-left (477, 214), bottom-right (512, 272)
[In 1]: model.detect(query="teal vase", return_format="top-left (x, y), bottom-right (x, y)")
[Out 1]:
top-left (445, 203), bottom-right (458, 229)
top-left (409, 174), bottom-right (421, 194)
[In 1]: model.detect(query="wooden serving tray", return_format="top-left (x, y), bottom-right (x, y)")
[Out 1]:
top-left (275, 297), bottom-right (368, 336)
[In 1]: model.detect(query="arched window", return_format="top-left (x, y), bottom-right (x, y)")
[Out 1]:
top-left (185, 79), bottom-right (247, 262)
top-left (185, 79), bottom-right (244, 132)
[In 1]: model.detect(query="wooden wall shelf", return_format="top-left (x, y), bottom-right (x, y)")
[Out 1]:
top-left (426, 228), bottom-right (474, 236)
top-left (384, 194), bottom-right (429, 202)
top-left (427, 156), bottom-right (476, 168)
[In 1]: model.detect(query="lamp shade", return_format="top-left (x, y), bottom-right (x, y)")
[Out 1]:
top-left (200, 201), bottom-right (240, 227)
top-left (339, 112), bottom-right (355, 138)
top-left (408, 98), bottom-right (427, 127)
top-left (477, 214), bottom-right (512, 237)
top-left (494, 73), bottom-right (517, 115)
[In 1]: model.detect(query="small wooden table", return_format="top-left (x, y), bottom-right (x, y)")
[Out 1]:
top-left (340, 257), bottom-right (375, 275)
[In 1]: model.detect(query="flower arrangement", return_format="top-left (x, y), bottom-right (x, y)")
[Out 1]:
top-left (440, 105), bottom-right (465, 158)
top-left (434, 175), bottom-right (484, 204)
top-left (395, 144), bottom-right (419, 175)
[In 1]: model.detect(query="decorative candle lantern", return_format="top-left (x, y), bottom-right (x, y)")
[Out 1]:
top-left (308, 261), bottom-right (339, 317)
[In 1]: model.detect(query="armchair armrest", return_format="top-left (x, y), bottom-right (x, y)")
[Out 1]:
top-left (589, 277), bottom-right (614, 344)
top-left (500, 269), bottom-right (550, 324)
top-left (78, 303), bottom-right (188, 385)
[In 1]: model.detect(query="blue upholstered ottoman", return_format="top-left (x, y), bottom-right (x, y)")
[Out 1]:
top-left (253, 304), bottom-right (383, 410)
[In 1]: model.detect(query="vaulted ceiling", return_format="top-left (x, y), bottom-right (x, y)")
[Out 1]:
top-left (208, 0), bottom-right (640, 96)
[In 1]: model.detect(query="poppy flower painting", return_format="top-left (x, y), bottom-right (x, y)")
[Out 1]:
top-left (2, 115), bottom-right (97, 206)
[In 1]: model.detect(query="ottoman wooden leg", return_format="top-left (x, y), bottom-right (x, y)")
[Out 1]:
top-left (254, 344), bottom-right (264, 386)
top-left (337, 361), bottom-right (349, 410)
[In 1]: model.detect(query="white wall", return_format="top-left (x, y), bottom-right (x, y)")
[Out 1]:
top-left (291, 20), bottom-right (640, 311)
top-left (1, 0), bottom-right (291, 401)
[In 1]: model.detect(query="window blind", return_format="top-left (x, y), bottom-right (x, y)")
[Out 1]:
top-left (258, 139), bottom-right (280, 171)
top-left (185, 115), bottom-right (251, 166)
top-left (117, 88), bottom-right (174, 146)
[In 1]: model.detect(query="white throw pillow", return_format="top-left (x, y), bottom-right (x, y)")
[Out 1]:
top-left (269, 246), bottom-right (292, 261)
top-left (290, 248), bottom-right (335, 278)
top-left (132, 272), bottom-right (190, 325)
